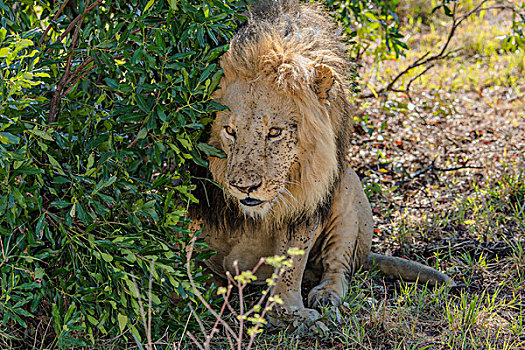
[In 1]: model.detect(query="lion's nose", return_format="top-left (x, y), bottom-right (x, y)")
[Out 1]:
top-left (229, 179), bottom-right (262, 194)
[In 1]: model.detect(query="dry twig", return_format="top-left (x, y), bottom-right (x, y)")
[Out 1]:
top-left (361, 0), bottom-right (521, 98)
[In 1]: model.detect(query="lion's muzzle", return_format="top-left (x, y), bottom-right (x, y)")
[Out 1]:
top-left (229, 178), bottom-right (262, 194)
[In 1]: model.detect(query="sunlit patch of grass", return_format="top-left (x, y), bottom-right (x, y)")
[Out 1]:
top-left (362, 5), bottom-right (524, 95)
top-left (331, 277), bottom-right (524, 349)
top-left (458, 169), bottom-right (525, 241)
top-left (443, 289), bottom-right (523, 349)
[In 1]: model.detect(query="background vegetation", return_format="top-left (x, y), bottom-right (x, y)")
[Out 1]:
top-left (1, 0), bottom-right (244, 347)
top-left (0, 0), bottom-right (523, 349)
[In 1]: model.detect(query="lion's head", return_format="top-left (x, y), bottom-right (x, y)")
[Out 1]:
top-left (207, 5), bottom-right (351, 222)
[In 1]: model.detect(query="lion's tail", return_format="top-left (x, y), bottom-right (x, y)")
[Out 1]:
top-left (363, 252), bottom-right (456, 287)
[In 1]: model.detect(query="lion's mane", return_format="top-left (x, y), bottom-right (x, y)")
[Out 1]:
top-left (192, 0), bottom-right (353, 231)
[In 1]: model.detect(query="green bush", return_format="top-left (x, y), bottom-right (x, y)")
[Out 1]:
top-left (0, 0), bottom-right (245, 347)
top-left (326, 0), bottom-right (408, 60)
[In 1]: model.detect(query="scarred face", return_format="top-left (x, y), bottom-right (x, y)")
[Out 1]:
top-left (209, 80), bottom-right (300, 218)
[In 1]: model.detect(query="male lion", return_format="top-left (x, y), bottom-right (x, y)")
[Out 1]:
top-left (191, 0), bottom-right (454, 330)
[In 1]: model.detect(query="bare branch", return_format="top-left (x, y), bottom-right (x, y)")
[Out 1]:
top-left (360, 0), bottom-right (519, 98)
top-left (47, 0), bottom-right (103, 123)
top-left (185, 237), bottom-right (239, 342)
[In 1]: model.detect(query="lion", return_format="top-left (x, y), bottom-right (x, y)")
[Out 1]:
top-left (190, 0), bottom-right (454, 330)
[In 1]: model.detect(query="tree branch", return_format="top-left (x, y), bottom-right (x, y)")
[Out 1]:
top-left (48, 0), bottom-right (102, 123)
top-left (39, 0), bottom-right (72, 45)
top-left (360, 0), bottom-right (519, 99)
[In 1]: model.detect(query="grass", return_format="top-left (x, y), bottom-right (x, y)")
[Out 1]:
top-left (178, 1), bottom-right (524, 349)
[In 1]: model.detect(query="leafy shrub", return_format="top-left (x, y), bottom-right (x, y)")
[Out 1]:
top-left (0, 0), bottom-right (245, 347)
top-left (326, 0), bottom-right (408, 60)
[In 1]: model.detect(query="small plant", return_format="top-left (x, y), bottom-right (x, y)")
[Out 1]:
top-left (184, 237), bottom-right (305, 350)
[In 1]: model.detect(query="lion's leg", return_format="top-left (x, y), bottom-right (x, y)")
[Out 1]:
top-left (308, 168), bottom-right (373, 308)
top-left (307, 214), bottom-right (358, 308)
top-left (269, 223), bottom-right (328, 332)
top-left (273, 248), bottom-right (310, 314)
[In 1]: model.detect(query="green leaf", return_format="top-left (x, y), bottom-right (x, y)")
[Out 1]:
top-left (92, 176), bottom-right (117, 195)
top-left (144, 0), bottom-right (155, 13)
top-left (105, 78), bottom-right (118, 89)
top-left (443, 5), bottom-right (453, 17)
top-left (118, 313), bottom-right (128, 333)
top-left (135, 94), bottom-right (149, 113)
top-left (9, 311), bottom-right (27, 328)
top-left (168, 0), bottom-right (178, 10)
top-left (52, 304), bottom-right (61, 336)
top-left (48, 154), bottom-right (65, 175)
top-left (29, 129), bottom-right (54, 141)
top-left (0, 27), bottom-right (6, 42)
top-left (14, 166), bottom-right (44, 175)
top-left (87, 152), bottom-right (95, 169)
top-left (35, 268), bottom-right (45, 280)
top-left (155, 31), bottom-right (166, 51)
top-left (0, 47), bottom-right (9, 58)
top-left (197, 143), bottom-right (225, 158)
top-left (198, 63), bottom-right (216, 84)
top-left (35, 214), bottom-right (46, 239)
top-left (157, 106), bottom-right (167, 122)
top-left (0, 132), bottom-right (20, 144)
top-left (137, 128), bottom-right (147, 139)
top-left (100, 252), bottom-right (113, 262)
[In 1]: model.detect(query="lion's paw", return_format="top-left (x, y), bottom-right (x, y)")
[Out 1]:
top-left (307, 282), bottom-right (343, 309)
top-left (267, 306), bottom-right (329, 335)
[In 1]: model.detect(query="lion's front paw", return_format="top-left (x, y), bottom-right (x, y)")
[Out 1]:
top-left (307, 281), bottom-right (343, 308)
top-left (267, 306), bottom-right (329, 334)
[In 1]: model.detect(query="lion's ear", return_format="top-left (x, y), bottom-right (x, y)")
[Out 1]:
top-left (313, 63), bottom-right (335, 102)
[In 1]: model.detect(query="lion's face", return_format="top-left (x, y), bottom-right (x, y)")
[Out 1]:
top-left (210, 80), bottom-right (300, 218)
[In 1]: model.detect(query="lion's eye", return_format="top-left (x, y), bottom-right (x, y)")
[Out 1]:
top-left (268, 128), bottom-right (282, 138)
top-left (224, 126), bottom-right (236, 137)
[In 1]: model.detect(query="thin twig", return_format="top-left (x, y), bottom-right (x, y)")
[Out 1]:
top-left (186, 331), bottom-right (205, 350)
top-left (48, 0), bottom-right (98, 122)
top-left (188, 304), bottom-right (209, 345)
top-left (360, 1), bottom-right (520, 98)
top-left (204, 285), bottom-right (233, 349)
top-left (62, 65), bottom-right (96, 95)
top-left (55, 0), bottom-right (103, 46)
top-left (176, 308), bottom-right (194, 350)
top-left (404, 64), bottom-right (435, 98)
top-left (185, 237), bottom-right (239, 342)
top-left (65, 57), bottom-right (95, 84)
top-left (39, 0), bottom-right (72, 45)
top-left (131, 272), bottom-right (151, 350)
top-left (147, 260), bottom-right (154, 350)
top-left (395, 160), bottom-right (483, 186)
top-left (234, 261), bottom-right (244, 350)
